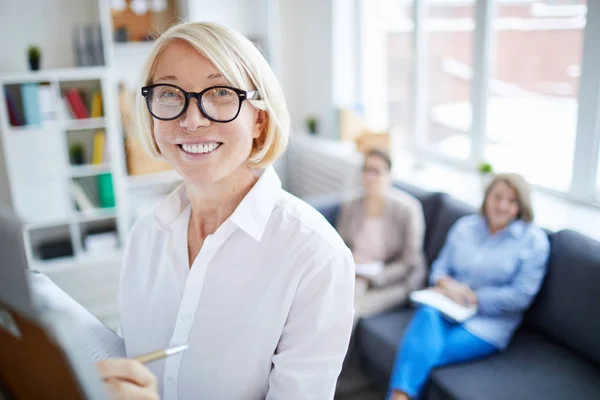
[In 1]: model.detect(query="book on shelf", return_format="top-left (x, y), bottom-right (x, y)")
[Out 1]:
top-left (65, 88), bottom-right (89, 119)
top-left (37, 82), bottom-right (57, 123)
top-left (92, 130), bottom-right (106, 165)
top-left (74, 24), bottom-right (104, 67)
top-left (61, 95), bottom-right (76, 120)
top-left (97, 173), bottom-right (115, 209)
top-left (84, 231), bottom-right (118, 253)
top-left (4, 87), bottom-right (24, 126)
top-left (20, 83), bottom-right (41, 125)
top-left (90, 91), bottom-right (103, 118)
top-left (71, 181), bottom-right (97, 215)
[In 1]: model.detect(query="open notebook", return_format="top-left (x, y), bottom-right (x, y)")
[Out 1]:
top-left (409, 289), bottom-right (478, 323)
top-left (29, 271), bottom-right (125, 360)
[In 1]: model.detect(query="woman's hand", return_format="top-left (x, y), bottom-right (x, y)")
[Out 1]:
top-left (352, 253), bottom-right (370, 265)
top-left (436, 277), bottom-right (477, 307)
top-left (97, 358), bottom-right (159, 400)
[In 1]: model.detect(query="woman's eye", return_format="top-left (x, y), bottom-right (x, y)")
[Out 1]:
top-left (216, 89), bottom-right (232, 97)
top-left (160, 90), bottom-right (179, 98)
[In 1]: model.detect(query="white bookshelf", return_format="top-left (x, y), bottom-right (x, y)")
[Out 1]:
top-left (0, 67), bottom-right (123, 270)
top-left (0, 1), bottom-right (124, 274)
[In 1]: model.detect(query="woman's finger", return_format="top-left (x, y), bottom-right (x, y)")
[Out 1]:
top-left (104, 379), bottom-right (159, 400)
top-left (97, 359), bottom-right (157, 388)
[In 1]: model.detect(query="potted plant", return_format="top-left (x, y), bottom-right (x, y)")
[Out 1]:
top-left (28, 45), bottom-right (41, 71)
top-left (69, 143), bottom-right (85, 165)
top-left (478, 161), bottom-right (494, 189)
top-left (306, 116), bottom-right (318, 135)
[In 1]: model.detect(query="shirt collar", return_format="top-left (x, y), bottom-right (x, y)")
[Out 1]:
top-left (154, 183), bottom-right (189, 232)
top-left (228, 166), bottom-right (281, 241)
top-left (478, 213), bottom-right (527, 239)
top-left (154, 166), bottom-right (281, 242)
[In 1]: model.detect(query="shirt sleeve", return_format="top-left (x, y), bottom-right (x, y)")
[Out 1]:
top-left (428, 219), bottom-right (462, 286)
top-left (476, 231), bottom-right (550, 317)
top-left (266, 250), bottom-right (355, 400)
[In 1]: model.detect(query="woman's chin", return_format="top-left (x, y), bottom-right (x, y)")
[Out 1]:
top-left (181, 169), bottom-right (222, 186)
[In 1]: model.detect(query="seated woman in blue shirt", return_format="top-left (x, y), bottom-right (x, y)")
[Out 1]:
top-left (388, 173), bottom-right (551, 400)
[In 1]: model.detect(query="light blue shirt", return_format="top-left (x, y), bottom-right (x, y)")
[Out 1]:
top-left (429, 214), bottom-right (550, 350)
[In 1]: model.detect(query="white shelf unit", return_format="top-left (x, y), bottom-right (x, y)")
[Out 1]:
top-left (0, 67), bottom-right (124, 271)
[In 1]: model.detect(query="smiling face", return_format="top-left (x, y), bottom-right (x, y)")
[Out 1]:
top-left (484, 180), bottom-right (520, 231)
top-left (150, 40), bottom-right (264, 186)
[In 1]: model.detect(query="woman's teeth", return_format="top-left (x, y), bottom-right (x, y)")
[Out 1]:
top-left (181, 143), bottom-right (221, 154)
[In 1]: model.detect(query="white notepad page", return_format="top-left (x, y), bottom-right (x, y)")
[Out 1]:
top-left (29, 271), bottom-right (125, 360)
top-left (409, 289), bottom-right (478, 323)
top-left (355, 262), bottom-right (385, 279)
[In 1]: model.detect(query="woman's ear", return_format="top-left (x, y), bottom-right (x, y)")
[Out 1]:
top-left (252, 110), bottom-right (268, 139)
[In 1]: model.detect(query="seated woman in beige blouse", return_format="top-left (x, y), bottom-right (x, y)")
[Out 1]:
top-left (336, 149), bottom-right (427, 319)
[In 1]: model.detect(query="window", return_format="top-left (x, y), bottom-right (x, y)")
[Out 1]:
top-left (386, 2), bottom-right (414, 145)
top-left (422, 2), bottom-right (475, 160)
top-left (597, 147), bottom-right (600, 197)
top-left (360, 0), bottom-right (600, 204)
top-left (483, 0), bottom-right (587, 192)
top-left (362, 0), bottom-right (414, 138)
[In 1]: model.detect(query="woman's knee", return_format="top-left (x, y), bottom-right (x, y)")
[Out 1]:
top-left (415, 305), bottom-right (443, 322)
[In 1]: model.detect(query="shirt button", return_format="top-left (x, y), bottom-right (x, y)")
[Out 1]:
top-left (180, 314), bottom-right (192, 322)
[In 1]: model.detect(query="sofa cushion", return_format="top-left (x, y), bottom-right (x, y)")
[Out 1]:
top-left (356, 308), bottom-right (416, 375)
top-left (424, 194), bottom-right (475, 266)
top-left (525, 229), bottom-right (600, 366)
top-left (357, 310), bottom-right (600, 400)
top-left (425, 329), bottom-right (600, 400)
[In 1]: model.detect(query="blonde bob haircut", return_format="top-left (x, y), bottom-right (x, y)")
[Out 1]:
top-left (134, 21), bottom-right (290, 168)
top-left (481, 173), bottom-right (534, 223)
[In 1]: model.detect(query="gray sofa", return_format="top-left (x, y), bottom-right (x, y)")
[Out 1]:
top-left (310, 181), bottom-right (600, 400)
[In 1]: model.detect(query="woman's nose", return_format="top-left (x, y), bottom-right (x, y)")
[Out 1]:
top-left (179, 98), bottom-right (210, 131)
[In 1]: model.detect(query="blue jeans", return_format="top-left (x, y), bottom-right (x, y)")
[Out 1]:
top-left (388, 306), bottom-right (498, 399)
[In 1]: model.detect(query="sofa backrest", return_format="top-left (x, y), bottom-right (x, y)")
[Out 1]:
top-left (392, 181), bottom-right (446, 264)
top-left (304, 194), bottom-right (342, 227)
top-left (525, 229), bottom-right (600, 366)
top-left (424, 194), bottom-right (476, 266)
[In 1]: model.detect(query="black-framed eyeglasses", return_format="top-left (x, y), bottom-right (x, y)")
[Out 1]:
top-left (362, 167), bottom-right (385, 176)
top-left (141, 84), bottom-right (260, 123)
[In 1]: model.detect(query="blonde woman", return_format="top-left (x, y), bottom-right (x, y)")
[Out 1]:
top-left (100, 22), bottom-right (355, 399)
top-left (388, 173), bottom-right (550, 400)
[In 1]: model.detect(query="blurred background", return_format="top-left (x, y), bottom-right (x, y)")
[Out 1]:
top-left (0, 0), bottom-right (598, 378)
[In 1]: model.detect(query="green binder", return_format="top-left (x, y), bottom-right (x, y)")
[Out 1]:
top-left (97, 173), bottom-right (115, 208)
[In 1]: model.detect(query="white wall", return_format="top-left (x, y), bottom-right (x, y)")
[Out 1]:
top-left (184, 0), bottom-right (268, 38)
top-left (0, 0), bottom-right (99, 72)
top-left (332, 0), bottom-right (361, 110)
top-left (278, 0), bottom-right (336, 138)
top-left (0, 134), bottom-right (11, 208)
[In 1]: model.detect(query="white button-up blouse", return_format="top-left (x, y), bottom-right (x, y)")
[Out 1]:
top-left (119, 167), bottom-right (355, 399)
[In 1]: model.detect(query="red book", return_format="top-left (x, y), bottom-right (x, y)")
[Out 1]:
top-left (4, 89), bottom-right (23, 126)
top-left (65, 88), bottom-right (89, 119)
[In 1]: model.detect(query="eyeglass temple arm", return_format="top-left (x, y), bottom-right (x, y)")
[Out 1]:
top-left (246, 90), bottom-right (260, 100)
